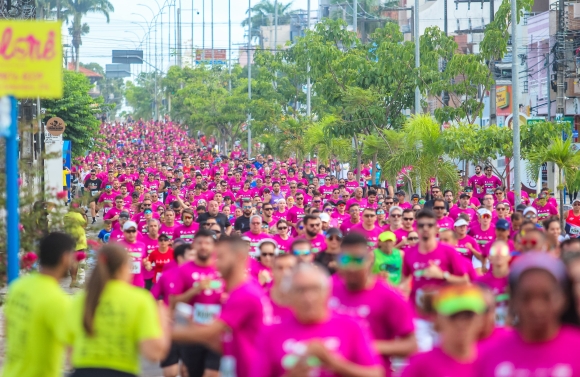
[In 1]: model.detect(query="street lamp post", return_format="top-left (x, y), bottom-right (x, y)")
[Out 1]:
top-left (248, 0), bottom-right (252, 158)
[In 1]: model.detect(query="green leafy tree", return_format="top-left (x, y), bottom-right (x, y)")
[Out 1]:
top-left (61, 0), bottom-right (114, 71)
top-left (42, 70), bottom-right (107, 157)
top-left (383, 114), bottom-right (461, 194)
top-left (80, 62), bottom-right (125, 118)
top-left (527, 137), bottom-right (580, 222)
top-left (125, 71), bottom-right (163, 120)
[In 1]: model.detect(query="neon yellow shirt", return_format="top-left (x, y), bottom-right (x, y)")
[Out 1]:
top-left (1, 274), bottom-right (71, 377)
top-left (67, 280), bottom-right (162, 375)
top-left (64, 211), bottom-right (87, 250)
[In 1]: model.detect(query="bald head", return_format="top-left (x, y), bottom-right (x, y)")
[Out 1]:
top-left (208, 200), bottom-right (219, 215)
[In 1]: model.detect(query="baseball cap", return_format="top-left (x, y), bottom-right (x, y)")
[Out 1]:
top-left (158, 234), bottom-right (170, 240)
top-left (454, 219), bottom-right (469, 227)
top-left (319, 213), bottom-right (330, 223)
top-left (337, 200), bottom-right (346, 206)
top-left (495, 219), bottom-right (510, 230)
top-left (411, 194), bottom-right (420, 200)
top-left (459, 193), bottom-right (470, 199)
top-left (509, 252), bottom-right (568, 287)
top-left (119, 211), bottom-right (130, 219)
top-left (144, 209), bottom-right (153, 215)
top-left (378, 231), bottom-right (396, 242)
top-left (538, 192), bottom-right (548, 199)
top-left (123, 221), bottom-right (138, 231)
top-left (477, 208), bottom-right (492, 217)
top-left (396, 190), bottom-right (405, 196)
top-left (434, 285), bottom-right (487, 316)
top-left (523, 207), bottom-right (537, 216)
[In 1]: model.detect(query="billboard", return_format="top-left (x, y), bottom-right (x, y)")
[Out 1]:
top-left (195, 49), bottom-right (227, 65)
top-left (112, 50), bottom-right (143, 65)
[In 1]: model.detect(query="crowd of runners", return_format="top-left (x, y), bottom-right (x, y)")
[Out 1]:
top-left (5, 119), bottom-right (580, 377)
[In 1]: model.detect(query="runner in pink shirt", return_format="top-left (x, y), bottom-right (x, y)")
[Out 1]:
top-left (172, 208), bottom-right (199, 243)
top-left (349, 208), bottom-right (383, 249)
top-left (301, 214), bottom-right (328, 253)
top-left (253, 263), bottom-right (384, 377)
top-left (116, 221), bottom-right (150, 288)
top-left (394, 209), bottom-right (415, 251)
top-left (475, 241), bottom-right (510, 326)
top-left (449, 193), bottom-right (477, 222)
top-left (346, 187), bottom-right (368, 212)
top-left (401, 285), bottom-right (487, 377)
top-left (272, 220), bottom-right (294, 253)
top-left (340, 203), bottom-right (361, 234)
top-left (172, 236), bottom-right (273, 377)
top-left (244, 215), bottom-right (271, 257)
top-left (469, 209), bottom-right (496, 253)
top-left (476, 252), bottom-right (580, 377)
top-left (453, 219), bottom-right (483, 262)
top-left (267, 253), bottom-right (297, 325)
top-left (330, 232), bottom-right (416, 376)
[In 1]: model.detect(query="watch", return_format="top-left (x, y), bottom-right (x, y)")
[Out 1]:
top-left (443, 271), bottom-right (450, 281)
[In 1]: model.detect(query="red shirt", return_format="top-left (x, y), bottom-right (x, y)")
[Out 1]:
top-left (148, 248), bottom-right (174, 283)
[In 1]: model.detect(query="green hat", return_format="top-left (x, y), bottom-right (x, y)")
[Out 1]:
top-left (434, 285), bottom-right (486, 316)
top-left (378, 231), bottom-right (396, 242)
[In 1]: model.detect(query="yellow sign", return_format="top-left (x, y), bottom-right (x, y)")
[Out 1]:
top-left (496, 86), bottom-right (509, 109)
top-left (0, 21), bottom-right (63, 98)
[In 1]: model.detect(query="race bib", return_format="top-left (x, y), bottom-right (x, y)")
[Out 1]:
top-left (486, 187), bottom-right (494, 194)
top-left (91, 190), bottom-right (99, 196)
top-left (132, 261), bottom-right (141, 274)
top-left (103, 207), bottom-right (111, 214)
top-left (193, 303), bottom-right (222, 324)
top-left (220, 355), bottom-right (237, 377)
top-left (495, 306), bottom-right (508, 326)
top-left (570, 225), bottom-right (580, 237)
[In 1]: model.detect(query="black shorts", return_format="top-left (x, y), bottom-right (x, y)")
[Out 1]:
top-left (179, 343), bottom-right (221, 377)
top-left (160, 341), bottom-right (181, 368)
top-left (144, 278), bottom-right (153, 291)
top-left (69, 368), bottom-right (135, 377)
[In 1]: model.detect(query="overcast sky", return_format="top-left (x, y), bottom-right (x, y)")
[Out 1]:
top-left (65, 0), bottom-right (319, 75)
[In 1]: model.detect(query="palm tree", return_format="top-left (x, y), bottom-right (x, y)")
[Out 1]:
top-left (382, 114), bottom-right (460, 195)
top-left (526, 137), bottom-right (580, 222)
top-left (242, 0), bottom-right (294, 44)
top-left (61, 0), bottom-right (114, 72)
top-left (304, 116), bottom-right (351, 165)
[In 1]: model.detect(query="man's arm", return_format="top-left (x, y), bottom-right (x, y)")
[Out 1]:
top-left (374, 333), bottom-right (417, 357)
top-left (172, 319), bottom-right (227, 353)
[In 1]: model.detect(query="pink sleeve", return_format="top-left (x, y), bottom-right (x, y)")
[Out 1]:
top-left (219, 291), bottom-right (251, 329)
top-left (349, 319), bottom-right (383, 367)
top-left (390, 292), bottom-right (415, 337)
top-left (249, 328), bottom-right (275, 377)
top-left (150, 278), bottom-right (161, 299)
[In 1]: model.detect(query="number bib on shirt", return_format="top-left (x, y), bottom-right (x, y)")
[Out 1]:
top-left (91, 190), bottom-right (99, 196)
top-left (103, 207), bottom-right (111, 214)
top-left (193, 303), bottom-right (221, 324)
top-left (132, 261), bottom-right (141, 274)
top-left (220, 355), bottom-right (237, 377)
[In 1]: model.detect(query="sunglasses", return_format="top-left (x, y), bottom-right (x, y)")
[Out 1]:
top-left (124, 229), bottom-right (137, 233)
top-left (363, 214), bottom-right (376, 218)
top-left (337, 254), bottom-right (366, 268)
top-left (521, 239), bottom-right (538, 247)
top-left (385, 202), bottom-right (394, 205)
top-left (183, 216), bottom-right (193, 220)
top-left (403, 217), bottom-right (414, 221)
top-left (264, 208), bottom-right (273, 211)
top-left (497, 207), bottom-right (506, 211)
top-left (243, 206), bottom-right (253, 209)
top-left (292, 249), bottom-right (311, 256)
top-left (417, 222), bottom-right (436, 229)
top-left (377, 210), bottom-right (385, 215)
top-left (407, 237), bottom-right (419, 241)
top-left (278, 226), bottom-right (288, 230)
top-left (433, 206), bottom-right (445, 210)
top-left (482, 214), bottom-right (491, 219)
top-left (261, 252), bottom-right (275, 257)
top-left (390, 214), bottom-right (402, 218)
top-left (327, 235), bottom-right (342, 241)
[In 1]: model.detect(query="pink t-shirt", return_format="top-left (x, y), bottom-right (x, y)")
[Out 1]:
top-left (402, 243), bottom-right (466, 305)
top-left (456, 235), bottom-right (482, 260)
top-left (252, 313), bottom-right (381, 377)
top-left (476, 271), bottom-right (509, 326)
top-left (394, 228), bottom-right (414, 251)
top-left (475, 326), bottom-right (580, 377)
top-left (437, 216), bottom-right (455, 231)
top-left (349, 223), bottom-right (382, 249)
top-left (339, 219), bottom-right (360, 234)
top-left (402, 347), bottom-right (477, 377)
top-left (272, 235), bottom-right (294, 253)
top-left (141, 234), bottom-right (159, 280)
top-left (219, 281), bottom-right (272, 377)
top-left (175, 261), bottom-right (223, 323)
top-left (469, 224), bottom-right (496, 250)
top-left (347, 197), bottom-right (368, 212)
top-left (243, 231), bottom-right (270, 257)
top-left (159, 223), bottom-right (178, 240)
top-left (449, 206), bottom-right (477, 222)
top-left (172, 222), bottom-right (200, 243)
top-left (302, 233), bottom-right (328, 253)
top-left (117, 239), bottom-right (147, 288)
top-left (150, 264), bottom-right (182, 305)
top-left (532, 201), bottom-right (559, 221)
top-left (330, 276), bottom-right (414, 375)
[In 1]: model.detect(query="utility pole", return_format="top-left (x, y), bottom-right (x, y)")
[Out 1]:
top-left (248, 0), bottom-right (252, 157)
top-left (414, 0), bottom-right (420, 113)
top-left (202, 0), bottom-right (205, 60)
top-left (307, 0), bottom-right (311, 117)
top-left (546, 52), bottom-right (552, 120)
top-left (556, 0), bottom-right (566, 117)
top-left (192, 0), bottom-right (194, 66)
top-left (178, 7), bottom-right (182, 67)
top-left (353, 0), bottom-right (357, 34)
top-left (489, 0), bottom-right (497, 125)
top-left (229, 0), bottom-right (232, 92)
top-left (211, 0), bottom-right (214, 65)
top-left (511, 0), bottom-right (521, 205)
top-left (274, 0), bottom-right (278, 52)
top-left (444, 0), bottom-right (447, 35)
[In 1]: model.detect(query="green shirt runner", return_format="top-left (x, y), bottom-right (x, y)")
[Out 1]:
top-left (372, 247), bottom-right (403, 286)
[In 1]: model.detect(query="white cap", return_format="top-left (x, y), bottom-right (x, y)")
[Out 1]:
top-left (319, 213), bottom-right (330, 223)
top-left (523, 207), bottom-right (537, 216)
top-left (123, 221), bottom-right (138, 230)
top-left (477, 208), bottom-right (491, 217)
top-left (241, 236), bottom-right (251, 242)
top-left (454, 219), bottom-right (469, 227)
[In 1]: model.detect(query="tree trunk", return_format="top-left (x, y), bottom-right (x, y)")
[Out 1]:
top-left (371, 151), bottom-right (378, 187)
top-left (353, 135), bottom-right (361, 182)
top-left (75, 46), bottom-right (80, 72)
top-left (559, 170), bottom-right (565, 229)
